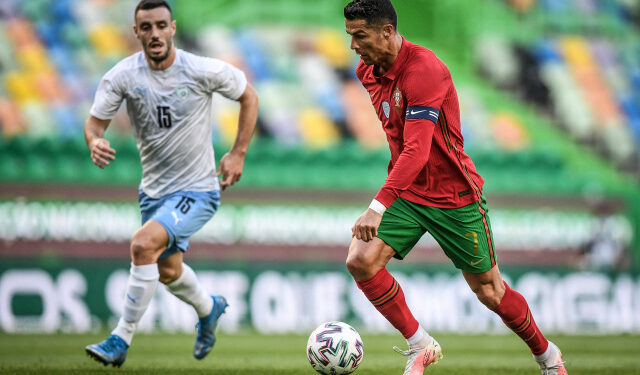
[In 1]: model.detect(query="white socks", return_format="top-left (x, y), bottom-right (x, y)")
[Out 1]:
top-left (111, 262), bottom-right (212, 345)
top-left (112, 263), bottom-right (159, 346)
top-left (166, 263), bottom-right (213, 318)
top-left (533, 340), bottom-right (554, 363)
top-left (407, 324), bottom-right (433, 350)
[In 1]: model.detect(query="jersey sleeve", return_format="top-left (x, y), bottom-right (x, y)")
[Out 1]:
top-left (204, 58), bottom-right (248, 100)
top-left (374, 59), bottom-right (449, 208)
top-left (89, 71), bottom-right (125, 121)
top-left (403, 60), bottom-right (449, 115)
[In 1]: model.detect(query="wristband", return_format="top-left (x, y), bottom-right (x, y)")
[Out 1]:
top-left (368, 199), bottom-right (387, 215)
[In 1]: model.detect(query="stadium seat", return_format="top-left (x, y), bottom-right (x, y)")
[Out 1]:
top-left (0, 152), bottom-right (22, 182)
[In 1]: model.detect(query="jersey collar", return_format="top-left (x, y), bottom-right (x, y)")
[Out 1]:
top-left (149, 49), bottom-right (181, 74)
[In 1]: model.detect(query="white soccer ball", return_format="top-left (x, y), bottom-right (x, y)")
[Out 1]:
top-left (306, 321), bottom-right (364, 375)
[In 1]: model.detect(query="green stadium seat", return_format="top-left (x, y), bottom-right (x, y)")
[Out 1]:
top-left (34, 136), bottom-right (62, 156)
top-left (109, 157), bottom-right (141, 185)
top-left (18, 0), bottom-right (49, 20)
top-left (0, 152), bottom-right (23, 181)
top-left (110, 137), bottom-right (139, 160)
top-left (66, 136), bottom-right (89, 158)
top-left (52, 154), bottom-right (83, 183)
top-left (5, 136), bottom-right (31, 157)
top-left (24, 154), bottom-right (52, 182)
top-left (250, 163), bottom-right (279, 187)
top-left (81, 157), bottom-right (110, 185)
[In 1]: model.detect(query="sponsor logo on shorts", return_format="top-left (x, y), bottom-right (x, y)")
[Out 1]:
top-left (171, 211), bottom-right (183, 225)
top-left (470, 257), bottom-right (486, 266)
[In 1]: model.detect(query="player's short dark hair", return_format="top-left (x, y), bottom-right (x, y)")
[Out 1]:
top-left (134, 0), bottom-right (172, 20)
top-left (344, 0), bottom-right (397, 30)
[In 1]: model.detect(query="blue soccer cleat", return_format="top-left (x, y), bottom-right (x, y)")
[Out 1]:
top-left (85, 334), bottom-right (129, 367)
top-left (193, 295), bottom-right (228, 359)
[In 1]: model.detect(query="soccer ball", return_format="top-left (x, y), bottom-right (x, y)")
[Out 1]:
top-left (306, 321), bottom-right (364, 375)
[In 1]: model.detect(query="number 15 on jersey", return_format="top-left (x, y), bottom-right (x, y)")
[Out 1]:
top-left (157, 106), bottom-right (172, 128)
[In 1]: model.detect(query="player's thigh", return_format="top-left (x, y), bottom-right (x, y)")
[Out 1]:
top-left (151, 189), bottom-right (220, 251)
top-left (132, 218), bottom-right (170, 251)
top-left (376, 198), bottom-right (427, 260)
top-left (422, 196), bottom-right (497, 273)
top-left (139, 188), bottom-right (163, 225)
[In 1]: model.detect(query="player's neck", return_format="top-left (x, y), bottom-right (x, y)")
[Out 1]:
top-left (145, 47), bottom-right (177, 71)
top-left (374, 34), bottom-right (403, 76)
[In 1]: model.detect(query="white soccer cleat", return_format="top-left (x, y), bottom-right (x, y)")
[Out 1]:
top-left (394, 338), bottom-right (443, 375)
top-left (535, 341), bottom-right (568, 375)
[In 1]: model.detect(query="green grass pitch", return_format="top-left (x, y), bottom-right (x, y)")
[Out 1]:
top-left (1, 332), bottom-right (639, 374)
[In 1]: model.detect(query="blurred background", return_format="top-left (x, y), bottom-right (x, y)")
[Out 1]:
top-left (1, 0), bottom-right (639, 336)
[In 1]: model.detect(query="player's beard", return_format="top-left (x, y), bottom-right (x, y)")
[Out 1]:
top-left (146, 38), bottom-right (172, 63)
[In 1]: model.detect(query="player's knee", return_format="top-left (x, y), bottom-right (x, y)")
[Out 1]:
top-left (474, 285), bottom-right (502, 309)
top-left (346, 252), bottom-right (376, 279)
top-left (345, 253), bottom-right (363, 275)
top-left (130, 232), bottom-right (158, 262)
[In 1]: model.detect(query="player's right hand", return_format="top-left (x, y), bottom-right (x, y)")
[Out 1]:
top-left (89, 138), bottom-right (116, 169)
top-left (351, 208), bottom-right (383, 242)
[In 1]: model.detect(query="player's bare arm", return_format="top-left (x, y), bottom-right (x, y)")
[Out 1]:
top-left (84, 115), bottom-right (115, 169)
top-left (217, 83), bottom-right (258, 190)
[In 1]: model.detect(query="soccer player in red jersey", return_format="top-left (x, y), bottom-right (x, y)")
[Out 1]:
top-left (343, 1), bottom-right (568, 374)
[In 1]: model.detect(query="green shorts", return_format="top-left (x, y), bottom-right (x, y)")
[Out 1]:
top-left (377, 196), bottom-right (497, 273)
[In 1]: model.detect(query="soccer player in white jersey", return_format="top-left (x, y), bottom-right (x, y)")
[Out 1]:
top-left (84, 0), bottom-right (258, 367)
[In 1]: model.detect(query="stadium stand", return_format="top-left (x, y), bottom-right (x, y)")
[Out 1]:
top-left (476, 0), bottom-right (640, 172)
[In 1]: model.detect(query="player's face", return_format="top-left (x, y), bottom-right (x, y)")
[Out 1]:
top-left (134, 7), bottom-right (176, 63)
top-left (345, 19), bottom-right (387, 66)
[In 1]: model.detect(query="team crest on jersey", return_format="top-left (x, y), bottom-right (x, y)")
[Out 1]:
top-left (382, 101), bottom-right (390, 119)
top-left (393, 86), bottom-right (402, 107)
top-left (175, 85), bottom-right (189, 100)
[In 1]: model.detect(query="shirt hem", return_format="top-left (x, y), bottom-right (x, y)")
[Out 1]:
top-left (399, 189), bottom-right (480, 209)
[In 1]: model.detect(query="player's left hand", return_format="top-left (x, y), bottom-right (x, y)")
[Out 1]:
top-left (216, 151), bottom-right (245, 190)
top-left (351, 208), bottom-right (382, 242)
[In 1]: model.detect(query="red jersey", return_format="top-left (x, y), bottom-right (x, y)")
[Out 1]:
top-left (356, 38), bottom-right (484, 209)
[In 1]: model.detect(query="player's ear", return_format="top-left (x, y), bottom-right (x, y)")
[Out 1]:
top-left (382, 24), bottom-right (393, 38)
top-left (133, 24), bottom-right (140, 39)
top-left (171, 20), bottom-right (176, 36)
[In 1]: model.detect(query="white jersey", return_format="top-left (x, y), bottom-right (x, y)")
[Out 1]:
top-left (90, 49), bottom-right (247, 198)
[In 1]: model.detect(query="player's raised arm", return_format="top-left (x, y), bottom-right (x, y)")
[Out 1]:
top-left (84, 115), bottom-right (115, 169)
top-left (216, 83), bottom-right (259, 190)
